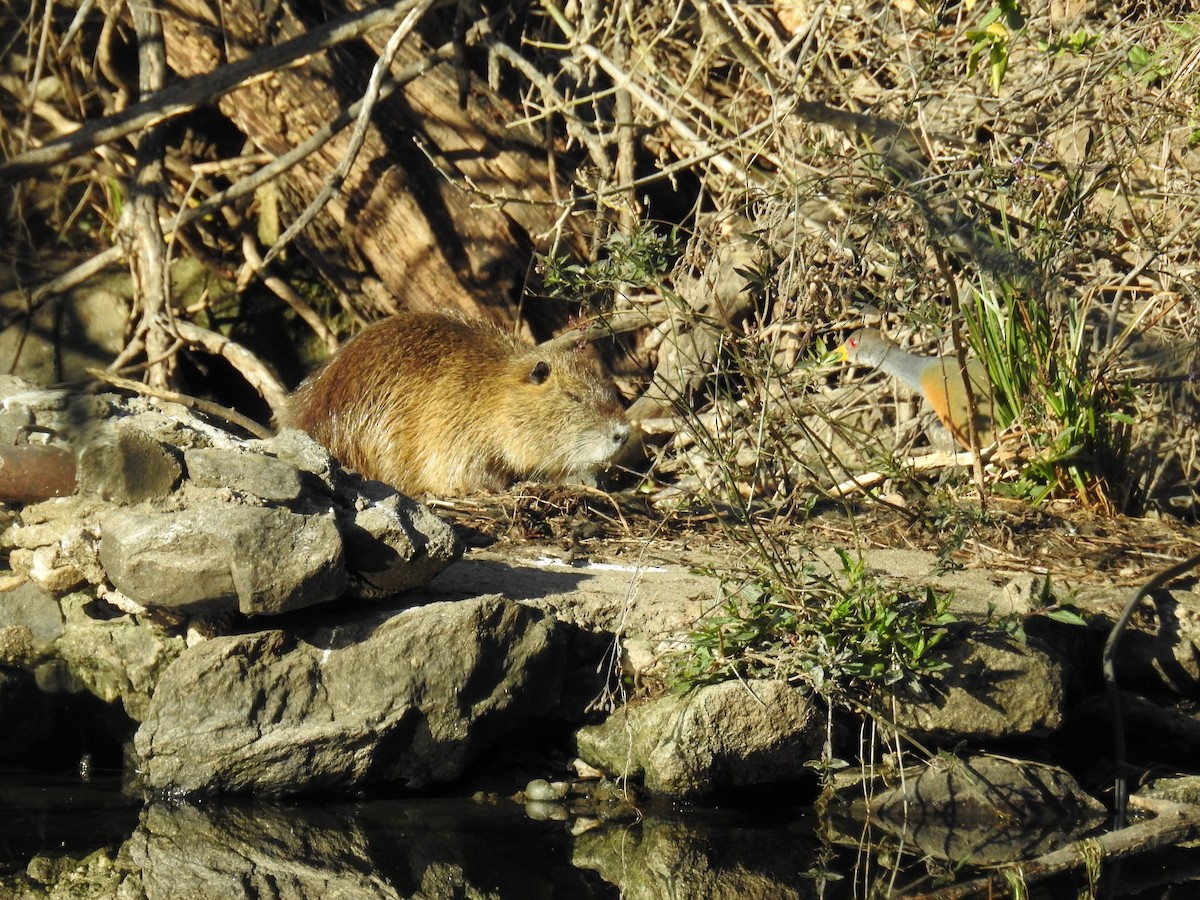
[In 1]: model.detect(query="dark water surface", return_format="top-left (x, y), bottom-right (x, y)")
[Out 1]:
top-left (0, 769), bottom-right (834, 898)
top-left (6, 768), bottom-right (1189, 898)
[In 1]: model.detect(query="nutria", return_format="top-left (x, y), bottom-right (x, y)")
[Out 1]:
top-left (283, 311), bottom-right (630, 496)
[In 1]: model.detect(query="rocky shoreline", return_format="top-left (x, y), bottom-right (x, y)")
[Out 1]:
top-left (4, 384), bottom-right (1200, 895)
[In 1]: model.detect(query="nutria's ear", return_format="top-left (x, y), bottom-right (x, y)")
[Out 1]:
top-left (529, 361), bottom-right (552, 384)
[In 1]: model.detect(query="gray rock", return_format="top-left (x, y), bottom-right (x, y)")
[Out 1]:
top-left (1003, 572), bottom-right (1055, 614)
top-left (78, 426), bottom-right (182, 503)
top-left (227, 509), bottom-right (345, 615)
top-left (828, 754), bottom-right (1105, 866)
top-left (266, 428), bottom-right (338, 485)
top-left (1138, 773), bottom-right (1200, 806)
top-left (183, 447), bottom-right (303, 502)
top-left (53, 594), bottom-right (187, 721)
top-left (575, 679), bottom-right (821, 800)
top-left (100, 505), bottom-right (345, 615)
top-left (340, 480), bottom-right (463, 596)
top-left (134, 596), bottom-right (565, 795)
top-left (0, 579), bottom-right (64, 647)
top-left (889, 630), bottom-right (1065, 742)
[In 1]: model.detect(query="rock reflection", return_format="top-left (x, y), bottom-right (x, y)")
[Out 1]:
top-left (129, 801), bottom-right (393, 898)
top-left (126, 797), bottom-right (603, 899)
top-left (4, 782), bottom-right (843, 899)
top-left (574, 814), bottom-right (820, 900)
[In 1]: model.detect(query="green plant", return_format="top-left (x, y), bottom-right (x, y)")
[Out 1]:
top-left (1041, 30), bottom-right (1100, 56)
top-left (965, 278), bottom-right (1136, 510)
top-left (966, 0), bottom-right (1026, 95)
top-left (1127, 43), bottom-right (1173, 88)
top-left (670, 549), bottom-right (957, 704)
top-left (541, 222), bottom-right (681, 308)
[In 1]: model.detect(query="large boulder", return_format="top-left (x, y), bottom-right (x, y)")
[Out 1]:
top-left (135, 596), bottom-right (565, 795)
top-left (888, 629), bottom-right (1065, 742)
top-left (575, 679), bottom-right (821, 800)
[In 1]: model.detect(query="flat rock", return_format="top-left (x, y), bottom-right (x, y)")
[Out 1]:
top-left (183, 446), bottom-right (303, 502)
top-left (99, 505), bottom-right (346, 615)
top-left (134, 596), bottom-right (565, 795)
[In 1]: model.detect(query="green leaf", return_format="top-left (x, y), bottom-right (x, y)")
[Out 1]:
top-left (1043, 607), bottom-right (1089, 627)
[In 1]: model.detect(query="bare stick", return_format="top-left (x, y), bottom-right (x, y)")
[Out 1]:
top-left (119, 0), bottom-right (174, 390)
top-left (87, 369), bottom-right (272, 439)
top-left (262, 0), bottom-right (437, 267)
top-left (168, 319), bottom-right (289, 420)
top-left (828, 448), bottom-right (993, 498)
top-left (0, 0), bottom-right (435, 183)
top-left (240, 234), bottom-right (339, 353)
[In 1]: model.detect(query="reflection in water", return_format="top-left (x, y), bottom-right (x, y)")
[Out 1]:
top-left (0, 768), bottom-right (1119, 897)
top-left (1, 772), bottom-right (827, 898)
top-left (0, 770), bottom-right (140, 866)
top-left (128, 798), bottom-right (607, 898)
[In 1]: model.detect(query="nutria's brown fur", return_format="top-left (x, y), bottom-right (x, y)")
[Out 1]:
top-left (283, 311), bottom-right (630, 496)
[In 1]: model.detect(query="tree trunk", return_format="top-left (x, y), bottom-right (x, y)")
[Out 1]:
top-left (153, 0), bottom-right (580, 336)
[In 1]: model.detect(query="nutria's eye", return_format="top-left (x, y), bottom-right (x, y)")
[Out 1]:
top-left (529, 361), bottom-right (552, 384)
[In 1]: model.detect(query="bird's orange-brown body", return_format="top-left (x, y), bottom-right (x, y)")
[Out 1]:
top-left (836, 328), bottom-right (994, 450)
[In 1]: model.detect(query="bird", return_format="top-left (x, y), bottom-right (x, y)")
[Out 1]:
top-left (835, 328), bottom-right (995, 451)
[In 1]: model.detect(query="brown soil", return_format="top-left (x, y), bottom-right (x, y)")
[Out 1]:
top-left (431, 482), bottom-right (1200, 591)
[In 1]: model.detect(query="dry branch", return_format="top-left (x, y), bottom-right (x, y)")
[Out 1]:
top-left (0, 0), bottom-right (436, 183)
top-left (118, 0), bottom-right (173, 390)
top-left (907, 798), bottom-right (1200, 900)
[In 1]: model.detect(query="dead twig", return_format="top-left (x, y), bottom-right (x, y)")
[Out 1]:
top-left (118, 0), bottom-right (173, 390)
top-left (827, 447), bottom-right (994, 499)
top-left (261, 0), bottom-right (437, 267)
top-left (0, 0), bottom-right (436, 183)
top-left (167, 319), bottom-right (289, 421)
top-left (86, 369), bottom-right (273, 440)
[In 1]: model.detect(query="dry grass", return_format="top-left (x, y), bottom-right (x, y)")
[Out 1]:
top-left (2, 0), bottom-right (1199, 516)
top-left (518, 0), bottom-right (1200, 517)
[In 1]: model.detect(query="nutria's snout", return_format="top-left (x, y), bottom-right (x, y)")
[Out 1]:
top-left (596, 418), bottom-right (631, 463)
top-left (610, 421), bottom-right (631, 451)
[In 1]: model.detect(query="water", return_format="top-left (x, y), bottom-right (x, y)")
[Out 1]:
top-left (0, 769), bottom-right (827, 898)
top-left (5, 768), bottom-right (1173, 898)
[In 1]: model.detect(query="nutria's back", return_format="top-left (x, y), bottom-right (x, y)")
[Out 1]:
top-left (283, 311), bottom-right (629, 495)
